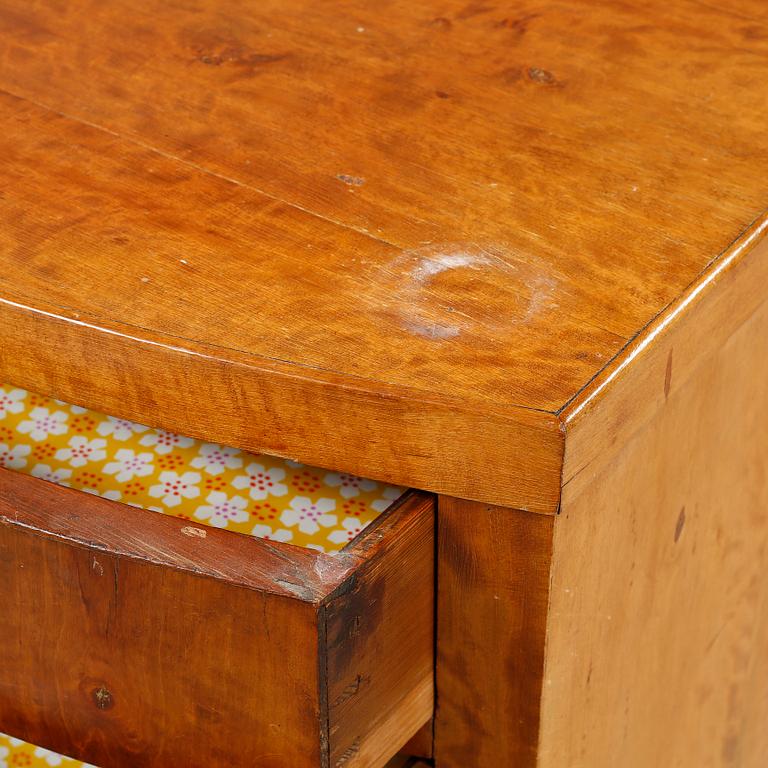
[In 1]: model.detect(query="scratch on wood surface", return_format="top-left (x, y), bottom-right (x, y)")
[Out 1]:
top-left (274, 578), bottom-right (315, 601)
top-left (331, 674), bottom-right (370, 706)
top-left (181, 525), bottom-right (207, 538)
top-left (334, 737), bottom-right (361, 766)
top-left (665, 348), bottom-right (674, 399)
top-left (336, 174), bottom-right (365, 186)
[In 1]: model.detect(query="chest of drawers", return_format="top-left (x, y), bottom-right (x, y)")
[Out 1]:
top-left (1, 1), bottom-right (767, 766)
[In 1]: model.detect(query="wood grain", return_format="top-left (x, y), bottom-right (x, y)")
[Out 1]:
top-left (435, 497), bottom-right (554, 767)
top-left (539, 297), bottom-right (768, 767)
top-left (0, 471), bottom-right (323, 767)
top-left (0, 471), bottom-right (434, 768)
top-left (4, 3), bottom-right (768, 762)
top-left (401, 721), bottom-right (433, 759)
top-left (2, 0), bottom-right (768, 507)
top-left (562, 218), bottom-right (768, 493)
top-left (0, 88), bottom-right (563, 512)
top-left (0, 278), bottom-right (563, 513)
top-left (2, 0), bottom-right (767, 340)
top-left (326, 493), bottom-right (434, 768)
top-left (432, 224), bottom-right (768, 765)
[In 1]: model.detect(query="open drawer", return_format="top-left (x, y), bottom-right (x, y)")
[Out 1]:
top-left (0, 465), bottom-right (434, 767)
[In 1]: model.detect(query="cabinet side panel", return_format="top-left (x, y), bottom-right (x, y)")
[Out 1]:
top-left (435, 498), bottom-right (554, 767)
top-left (540, 300), bottom-right (768, 767)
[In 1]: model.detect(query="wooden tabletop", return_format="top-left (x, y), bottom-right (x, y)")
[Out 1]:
top-left (1, 0), bottom-right (767, 508)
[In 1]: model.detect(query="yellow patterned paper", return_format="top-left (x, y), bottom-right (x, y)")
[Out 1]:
top-left (0, 736), bottom-right (97, 768)
top-left (0, 383), bottom-right (403, 553)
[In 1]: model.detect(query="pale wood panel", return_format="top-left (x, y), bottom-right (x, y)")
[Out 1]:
top-left (737, 580), bottom-right (768, 766)
top-left (539, 298), bottom-right (768, 767)
top-left (435, 498), bottom-right (554, 767)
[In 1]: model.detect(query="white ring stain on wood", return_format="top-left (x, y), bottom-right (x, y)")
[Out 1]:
top-left (388, 243), bottom-right (558, 342)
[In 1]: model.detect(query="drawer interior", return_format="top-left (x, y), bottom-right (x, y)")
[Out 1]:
top-left (0, 382), bottom-right (406, 553)
top-left (0, 383), bottom-right (433, 768)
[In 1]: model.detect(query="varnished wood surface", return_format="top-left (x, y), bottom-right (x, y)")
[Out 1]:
top-left (563, 220), bottom-right (768, 492)
top-left (0, 467), bottom-right (350, 602)
top-left (435, 498), bottom-right (553, 767)
top-left (0, 470), bottom-right (434, 767)
top-left (2, 0), bottom-right (768, 506)
top-left (539, 298), bottom-right (768, 766)
top-left (325, 498), bottom-right (434, 768)
top-left (433, 284), bottom-right (768, 765)
top-left (401, 721), bottom-right (433, 760)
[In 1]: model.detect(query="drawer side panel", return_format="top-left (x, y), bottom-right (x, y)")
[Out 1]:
top-left (324, 494), bottom-right (435, 768)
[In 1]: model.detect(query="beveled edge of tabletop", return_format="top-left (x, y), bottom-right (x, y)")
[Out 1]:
top-left (561, 215), bottom-right (768, 496)
top-left (3, 214), bottom-right (767, 512)
top-left (0, 290), bottom-right (565, 513)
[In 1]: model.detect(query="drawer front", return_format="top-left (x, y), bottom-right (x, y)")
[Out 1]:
top-left (0, 469), bottom-right (434, 768)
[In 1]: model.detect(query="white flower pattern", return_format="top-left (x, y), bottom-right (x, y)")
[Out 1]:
top-left (190, 443), bottom-right (243, 475)
top-left (281, 497), bottom-right (337, 535)
top-left (251, 524), bottom-right (293, 543)
top-left (324, 472), bottom-right (378, 498)
top-left (54, 400), bottom-right (86, 414)
top-left (372, 485), bottom-right (404, 512)
top-left (97, 415), bottom-right (149, 441)
top-left (140, 429), bottom-right (194, 455)
top-left (0, 733), bottom-right (98, 767)
top-left (103, 449), bottom-right (155, 482)
top-left (0, 384), bottom-right (407, 764)
top-left (0, 386), bottom-right (404, 547)
top-left (0, 386), bottom-right (26, 418)
top-left (149, 471), bottom-right (202, 508)
top-left (31, 463), bottom-right (73, 485)
top-left (231, 462), bottom-right (288, 500)
top-left (82, 488), bottom-right (123, 502)
top-left (34, 746), bottom-right (65, 766)
top-left (194, 491), bottom-right (250, 527)
top-left (17, 407), bottom-right (68, 441)
top-left (55, 437), bottom-right (108, 468)
top-left (328, 516), bottom-right (369, 545)
top-left (0, 443), bottom-right (31, 470)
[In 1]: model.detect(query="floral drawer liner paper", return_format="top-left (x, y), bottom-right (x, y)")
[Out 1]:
top-left (0, 383), bottom-right (404, 552)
